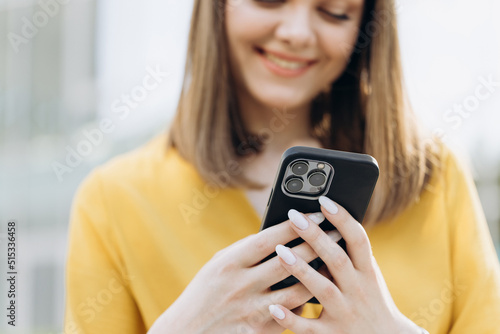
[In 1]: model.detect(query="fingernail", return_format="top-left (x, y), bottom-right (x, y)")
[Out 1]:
top-left (319, 196), bottom-right (339, 214)
top-left (307, 212), bottom-right (325, 225)
top-left (276, 244), bottom-right (296, 265)
top-left (288, 209), bottom-right (309, 230)
top-left (327, 230), bottom-right (342, 243)
top-left (269, 304), bottom-right (285, 320)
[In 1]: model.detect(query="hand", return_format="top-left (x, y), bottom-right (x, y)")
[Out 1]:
top-left (148, 212), bottom-right (326, 334)
top-left (268, 196), bottom-right (423, 334)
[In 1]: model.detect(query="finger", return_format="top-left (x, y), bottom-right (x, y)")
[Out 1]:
top-left (287, 209), bottom-right (356, 290)
top-left (252, 226), bottom-right (344, 288)
top-left (268, 281), bottom-right (314, 311)
top-left (237, 212), bottom-right (326, 267)
top-left (269, 304), bottom-right (319, 333)
top-left (318, 196), bottom-right (373, 270)
top-left (252, 239), bottom-right (319, 287)
top-left (291, 305), bottom-right (305, 316)
top-left (275, 244), bottom-right (342, 306)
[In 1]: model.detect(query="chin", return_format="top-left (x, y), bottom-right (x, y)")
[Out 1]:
top-left (251, 86), bottom-right (313, 110)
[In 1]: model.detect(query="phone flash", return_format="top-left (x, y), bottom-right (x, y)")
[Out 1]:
top-left (317, 163), bottom-right (325, 169)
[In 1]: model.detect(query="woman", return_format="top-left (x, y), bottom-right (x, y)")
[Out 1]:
top-left (64, 0), bottom-right (500, 333)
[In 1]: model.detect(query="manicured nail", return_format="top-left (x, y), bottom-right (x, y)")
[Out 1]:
top-left (319, 196), bottom-right (339, 214)
top-left (276, 244), bottom-right (296, 265)
top-left (269, 304), bottom-right (285, 320)
top-left (307, 212), bottom-right (325, 225)
top-left (327, 230), bottom-right (342, 243)
top-left (288, 209), bottom-right (309, 230)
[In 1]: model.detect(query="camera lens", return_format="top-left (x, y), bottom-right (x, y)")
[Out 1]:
top-left (291, 161), bottom-right (308, 175)
top-left (285, 178), bottom-right (303, 193)
top-left (309, 172), bottom-right (326, 187)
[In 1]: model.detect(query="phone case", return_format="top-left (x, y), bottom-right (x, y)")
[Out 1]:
top-left (259, 146), bottom-right (379, 303)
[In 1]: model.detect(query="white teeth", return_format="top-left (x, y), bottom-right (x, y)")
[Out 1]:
top-left (264, 52), bottom-right (309, 70)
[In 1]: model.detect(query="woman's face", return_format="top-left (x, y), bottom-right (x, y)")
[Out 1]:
top-left (225, 0), bottom-right (365, 109)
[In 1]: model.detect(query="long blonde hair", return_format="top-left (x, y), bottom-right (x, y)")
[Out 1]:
top-left (168, 0), bottom-right (440, 226)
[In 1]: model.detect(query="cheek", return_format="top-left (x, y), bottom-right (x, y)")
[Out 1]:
top-left (319, 24), bottom-right (360, 62)
top-left (316, 24), bottom-right (361, 79)
top-left (225, 3), bottom-right (276, 48)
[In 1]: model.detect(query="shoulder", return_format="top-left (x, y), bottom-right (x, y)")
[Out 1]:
top-left (421, 142), bottom-right (485, 235)
top-left (74, 132), bottom-right (199, 204)
top-left (98, 132), bottom-right (170, 181)
top-left (386, 142), bottom-right (479, 227)
top-left (424, 141), bottom-right (475, 197)
top-left (422, 141), bottom-right (473, 194)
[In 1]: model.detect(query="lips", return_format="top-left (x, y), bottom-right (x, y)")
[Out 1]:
top-left (255, 47), bottom-right (318, 71)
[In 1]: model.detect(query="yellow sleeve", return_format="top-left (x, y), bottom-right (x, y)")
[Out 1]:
top-left (63, 170), bottom-right (147, 334)
top-left (445, 152), bottom-right (500, 333)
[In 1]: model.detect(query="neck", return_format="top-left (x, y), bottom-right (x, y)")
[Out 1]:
top-left (236, 88), bottom-right (320, 155)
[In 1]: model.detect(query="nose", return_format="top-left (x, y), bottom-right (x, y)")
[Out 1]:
top-left (275, 6), bottom-right (316, 49)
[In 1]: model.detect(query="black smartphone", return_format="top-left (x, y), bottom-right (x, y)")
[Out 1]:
top-left (259, 146), bottom-right (379, 303)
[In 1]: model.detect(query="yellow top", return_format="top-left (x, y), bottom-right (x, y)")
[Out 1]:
top-left (64, 134), bottom-right (500, 334)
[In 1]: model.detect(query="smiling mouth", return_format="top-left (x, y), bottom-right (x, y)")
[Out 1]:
top-left (255, 47), bottom-right (316, 70)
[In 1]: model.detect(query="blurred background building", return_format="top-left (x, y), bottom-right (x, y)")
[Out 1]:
top-left (0, 0), bottom-right (499, 332)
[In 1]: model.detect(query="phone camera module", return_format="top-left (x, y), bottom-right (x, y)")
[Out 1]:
top-left (285, 178), bottom-right (304, 193)
top-left (291, 161), bottom-right (308, 176)
top-left (308, 171), bottom-right (327, 187)
top-left (283, 159), bottom-right (332, 197)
